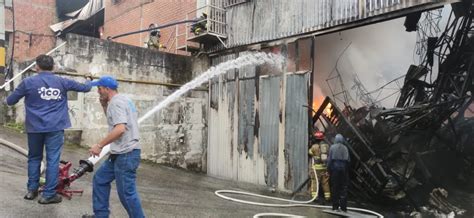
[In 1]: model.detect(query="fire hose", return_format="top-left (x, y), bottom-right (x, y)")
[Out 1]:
top-left (0, 138), bottom-right (45, 174)
top-left (214, 159), bottom-right (384, 218)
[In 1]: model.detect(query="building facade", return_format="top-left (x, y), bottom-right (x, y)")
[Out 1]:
top-left (103, 0), bottom-right (197, 54)
top-left (205, 0), bottom-right (458, 191)
top-left (5, 0), bottom-right (57, 62)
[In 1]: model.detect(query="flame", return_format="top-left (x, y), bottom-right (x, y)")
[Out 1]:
top-left (312, 93), bottom-right (325, 115)
top-left (324, 103), bottom-right (334, 119)
top-left (311, 100), bottom-right (319, 115)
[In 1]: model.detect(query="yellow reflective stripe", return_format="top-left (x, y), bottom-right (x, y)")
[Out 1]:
top-left (313, 164), bottom-right (326, 170)
top-left (324, 192), bottom-right (331, 198)
top-left (0, 47), bottom-right (5, 67)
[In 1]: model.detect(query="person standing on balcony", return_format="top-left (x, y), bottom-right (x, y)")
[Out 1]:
top-left (327, 134), bottom-right (351, 212)
top-left (6, 54), bottom-right (92, 204)
top-left (190, 13), bottom-right (208, 35)
top-left (146, 23), bottom-right (165, 50)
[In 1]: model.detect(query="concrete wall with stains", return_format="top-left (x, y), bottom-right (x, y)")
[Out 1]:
top-left (50, 34), bottom-right (208, 171)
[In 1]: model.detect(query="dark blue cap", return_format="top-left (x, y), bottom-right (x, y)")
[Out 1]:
top-left (91, 76), bottom-right (118, 89)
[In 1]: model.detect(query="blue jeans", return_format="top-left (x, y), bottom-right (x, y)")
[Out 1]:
top-left (27, 130), bottom-right (64, 198)
top-left (93, 149), bottom-right (144, 218)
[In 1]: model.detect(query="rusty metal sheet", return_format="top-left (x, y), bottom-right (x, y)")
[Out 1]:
top-left (284, 72), bottom-right (310, 190)
top-left (208, 54), bottom-right (238, 178)
top-left (259, 75), bottom-right (282, 187)
top-left (238, 65), bottom-right (256, 158)
top-left (208, 54), bottom-right (312, 190)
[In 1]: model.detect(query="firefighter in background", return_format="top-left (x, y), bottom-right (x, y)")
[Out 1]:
top-left (190, 13), bottom-right (208, 35)
top-left (308, 131), bottom-right (331, 201)
top-left (146, 23), bottom-right (165, 50)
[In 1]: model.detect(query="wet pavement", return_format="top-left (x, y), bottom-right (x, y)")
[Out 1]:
top-left (0, 127), bottom-right (334, 218)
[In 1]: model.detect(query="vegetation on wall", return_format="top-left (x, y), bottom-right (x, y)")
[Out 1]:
top-left (4, 122), bottom-right (25, 133)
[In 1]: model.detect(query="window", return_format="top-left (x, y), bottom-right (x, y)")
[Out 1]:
top-left (224, 0), bottom-right (249, 8)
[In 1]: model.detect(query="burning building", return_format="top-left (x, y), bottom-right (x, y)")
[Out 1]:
top-left (190, 0), bottom-right (473, 214)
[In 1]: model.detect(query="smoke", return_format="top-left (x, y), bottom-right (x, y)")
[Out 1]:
top-left (314, 18), bottom-right (416, 108)
top-left (313, 6), bottom-right (451, 108)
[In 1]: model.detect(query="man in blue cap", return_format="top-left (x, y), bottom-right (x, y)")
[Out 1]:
top-left (6, 54), bottom-right (92, 204)
top-left (84, 75), bottom-right (145, 218)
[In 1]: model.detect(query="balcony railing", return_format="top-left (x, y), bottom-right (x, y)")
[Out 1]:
top-left (175, 4), bottom-right (227, 53)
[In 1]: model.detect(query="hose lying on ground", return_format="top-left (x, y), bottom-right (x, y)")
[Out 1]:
top-left (215, 159), bottom-right (384, 218)
top-left (0, 137), bottom-right (46, 174)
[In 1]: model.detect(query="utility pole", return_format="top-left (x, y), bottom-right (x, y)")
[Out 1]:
top-left (0, 0), bottom-right (5, 74)
top-left (0, 0), bottom-right (5, 125)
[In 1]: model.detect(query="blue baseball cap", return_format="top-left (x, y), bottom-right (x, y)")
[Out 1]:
top-left (91, 76), bottom-right (118, 89)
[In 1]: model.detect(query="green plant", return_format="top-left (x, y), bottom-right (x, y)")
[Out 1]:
top-left (4, 122), bottom-right (25, 133)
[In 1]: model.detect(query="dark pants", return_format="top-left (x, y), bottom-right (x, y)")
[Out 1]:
top-left (330, 167), bottom-right (349, 211)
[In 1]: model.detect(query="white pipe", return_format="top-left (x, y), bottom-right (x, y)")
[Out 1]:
top-left (0, 138), bottom-right (46, 174)
top-left (87, 144), bottom-right (111, 165)
top-left (0, 42), bottom-right (67, 90)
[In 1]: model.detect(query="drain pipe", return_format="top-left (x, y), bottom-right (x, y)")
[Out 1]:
top-left (0, 138), bottom-right (45, 174)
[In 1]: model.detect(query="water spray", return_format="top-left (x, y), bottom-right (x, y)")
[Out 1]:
top-left (60, 51), bottom-right (381, 216)
top-left (62, 52), bottom-right (284, 194)
top-left (3, 49), bottom-right (381, 216)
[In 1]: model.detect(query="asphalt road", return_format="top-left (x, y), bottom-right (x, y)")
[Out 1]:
top-left (0, 127), bottom-right (333, 218)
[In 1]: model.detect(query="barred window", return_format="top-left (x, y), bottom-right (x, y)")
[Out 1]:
top-left (224, 0), bottom-right (249, 8)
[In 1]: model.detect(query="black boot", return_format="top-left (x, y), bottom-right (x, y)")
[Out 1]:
top-left (24, 190), bottom-right (39, 200)
top-left (38, 194), bottom-right (62, 204)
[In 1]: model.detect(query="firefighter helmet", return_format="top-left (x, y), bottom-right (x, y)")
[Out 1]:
top-left (314, 131), bottom-right (325, 140)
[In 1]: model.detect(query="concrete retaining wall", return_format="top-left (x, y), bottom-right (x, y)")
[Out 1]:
top-left (43, 34), bottom-right (208, 171)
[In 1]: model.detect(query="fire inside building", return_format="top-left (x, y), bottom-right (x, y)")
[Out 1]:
top-left (311, 1), bottom-right (473, 214)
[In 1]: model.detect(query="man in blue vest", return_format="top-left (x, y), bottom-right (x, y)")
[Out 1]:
top-left (6, 54), bottom-right (92, 204)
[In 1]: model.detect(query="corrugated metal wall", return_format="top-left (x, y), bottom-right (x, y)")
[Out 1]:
top-left (259, 75), bottom-right (281, 188)
top-left (284, 73), bottom-right (310, 190)
top-left (225, 0), bottom-right (454, 47)
top-left (208, 51), bottom-right (311, 190)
